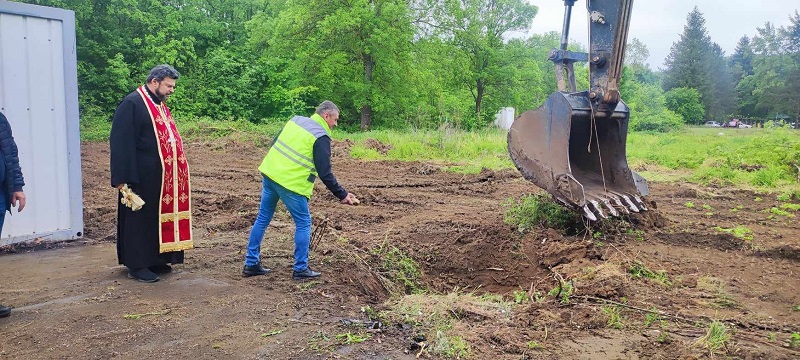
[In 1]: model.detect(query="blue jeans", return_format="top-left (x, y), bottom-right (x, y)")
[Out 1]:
top-left (245, 175), bottom-right (312, 272)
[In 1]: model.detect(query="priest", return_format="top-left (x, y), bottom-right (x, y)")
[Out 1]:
top-left (110, 64), bottom-right (193, 283)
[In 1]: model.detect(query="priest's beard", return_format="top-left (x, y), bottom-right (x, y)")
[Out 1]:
top-left (155, 88), bottom-right (170, 102)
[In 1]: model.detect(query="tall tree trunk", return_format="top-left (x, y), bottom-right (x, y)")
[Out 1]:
top-left (360, 54), bottom-right (374, 130)
top-left (475, 78), bottom-right (485, 124)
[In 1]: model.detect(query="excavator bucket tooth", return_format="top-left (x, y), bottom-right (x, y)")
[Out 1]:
top-left (599, 197), bottom-right (619, 217)
top-left (582, 205), bottom-right (598, 222)
top-left (508, 91), bottom-right (649, 220)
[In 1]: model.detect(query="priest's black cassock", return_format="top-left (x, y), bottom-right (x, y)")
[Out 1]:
top-left (110, 87), bottom-right (184, 270)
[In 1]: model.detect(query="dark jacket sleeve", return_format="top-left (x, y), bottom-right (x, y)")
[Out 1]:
top-left (313, 136), bottom-right (348, 200)
top-left (0, 112), bottom-right (25, 196)
top-left (110, 99), bottom-right (140, 187)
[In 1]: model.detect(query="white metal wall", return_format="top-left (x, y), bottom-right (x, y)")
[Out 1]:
top-left (0, 2), bottom-right (82, 245)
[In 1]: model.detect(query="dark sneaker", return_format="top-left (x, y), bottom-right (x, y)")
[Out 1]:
top-left (149, 264), bottom-right (173, 274)
top-left (0, 304), bottom-right (11, 318)
top-left (127, 268), bottom-right (160, 283)
top-left (292, 268), bottom-right (321, 280)
top-left (242, 262), bottom-right (270, 277)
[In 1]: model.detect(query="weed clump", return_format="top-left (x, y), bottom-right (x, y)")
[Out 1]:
top-left (503, 194), bottom-right (580, 233)
top-left (714, 225), bottom-right (754, 241)
top-left (628, 261), bottom-right (671, 286)
top-left (372, 244), bottom-right (423, 295)
top-left (694, 320), bottom-right (730, 355)
top-left (790, 332), bottom-right (800, 348)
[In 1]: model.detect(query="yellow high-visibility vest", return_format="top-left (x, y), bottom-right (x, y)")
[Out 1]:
top-left (259, 114), bottom-right (331, 197)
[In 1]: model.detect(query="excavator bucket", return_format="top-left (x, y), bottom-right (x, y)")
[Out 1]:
top-left (508, 91), bottom-right (649, 221)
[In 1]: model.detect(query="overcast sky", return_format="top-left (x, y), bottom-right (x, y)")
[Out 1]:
top-left (526, 0), bottom-right (799, 70)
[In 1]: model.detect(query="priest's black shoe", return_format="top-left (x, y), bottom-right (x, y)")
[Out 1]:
top-left (0, 304), bottom-right (11, 318)
top-left (292, 268), bottom-right (321, 280)
top-left (242, 262), bottom-right (270, 277)
top-left (149, 264), bottom-right (173, 274)
top-left (127, 268), bottom-right (160, 283)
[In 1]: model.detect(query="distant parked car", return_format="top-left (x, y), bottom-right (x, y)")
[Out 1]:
top-left (738, 123), bottom-right (752, 128)
top-left (705, 121), bottom-right (721, 127)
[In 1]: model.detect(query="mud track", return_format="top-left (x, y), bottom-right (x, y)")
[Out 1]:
top-left (0, 139), bottom-right (798, 359)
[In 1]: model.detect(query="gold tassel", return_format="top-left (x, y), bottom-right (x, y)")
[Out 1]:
top-left (119, 184), bottom-right (145, 211)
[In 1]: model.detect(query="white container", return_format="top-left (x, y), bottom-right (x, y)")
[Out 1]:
top-left (0, 2), bottom-right (82, 245)
top-left (494, 107), bottom-right (515, 130)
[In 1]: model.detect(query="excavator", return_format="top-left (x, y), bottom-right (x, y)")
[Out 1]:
top-left (508, 0), bottom-right (649, 221)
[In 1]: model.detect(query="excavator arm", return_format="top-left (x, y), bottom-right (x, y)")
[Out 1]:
top-left (508, 0), bottom-right (649, 221)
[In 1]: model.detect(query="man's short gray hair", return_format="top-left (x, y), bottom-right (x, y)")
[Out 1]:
top-left (146, 64), bottom-right (180, 83)
top-left (315, 100), bottom-right (339, 116)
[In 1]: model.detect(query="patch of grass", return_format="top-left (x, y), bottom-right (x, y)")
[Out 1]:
top-left (602, 305), bottom-right (624, 329)
top-left (433, 328), bottom-right (470, 359)
top-left (629, 261), bottom-right (671, 286)
top-left (755, 197), bottom-right (763, 202)
top-left (702, 204), bottom-right (712, 210)
top-left (767, 332), bottom-right (777, 341)
top-left (527, 340), bottom-right (544, 350)
top-left (503, 194), bottom-right (578, 233)
top-left (715, 225), bottom-right (754, 241)
top-left (790, 332), bottom-right (800, 348)
top-left (793, 304), bottom-right (800, 312)
top-left (780, 203), bottom-right (800, 211)
top-left (371, 244), bottom-right (423, 295)
top-left (694, 320), bottom-right (730, 355)
top-left (547, 280), bottom-right (575, 304)
top-left (777, 193), bottom-right (792, 202)
top-left (626, 228), bottom-right (645, 242)
top-left (767, 207), bottom-right (796, 217)
top-left (335, 332), bottom-right (371, 345)
top-left (344, 128), bottom-right (511, 173)
top-left (657, 332), bottom-right (671, 344)
top-left (512, 290), bottom-right (529, 304)
top-left (684, 201), bottom-right (695, 208)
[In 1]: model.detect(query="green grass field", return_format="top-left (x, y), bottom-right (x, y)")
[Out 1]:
top-left (82, 116), bottom-right (800, 194)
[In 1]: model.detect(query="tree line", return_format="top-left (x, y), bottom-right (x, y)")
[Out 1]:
top-left (18, 1), bottom-right (800, 131)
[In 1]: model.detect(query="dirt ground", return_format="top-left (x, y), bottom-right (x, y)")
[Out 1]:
top-left (0, 137), bottom-right (799, 359)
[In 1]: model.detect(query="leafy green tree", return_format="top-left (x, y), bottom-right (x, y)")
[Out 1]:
top-left (251, 0), bottom-right (417, 129)
top-left (744, 18), bottom-right (799, 121)
top-left (420, 0), bottom-right (538, 126)
top-left (664, 87), bottom-right (705, 124)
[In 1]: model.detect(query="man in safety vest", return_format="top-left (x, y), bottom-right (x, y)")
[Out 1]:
top-left (243, 100), bottom-right (359, 280)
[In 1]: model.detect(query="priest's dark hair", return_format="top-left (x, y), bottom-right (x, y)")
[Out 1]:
top-left (315, 100), bottom-right (339, 116)
top-left (146, 64), bottom-right (180, 83)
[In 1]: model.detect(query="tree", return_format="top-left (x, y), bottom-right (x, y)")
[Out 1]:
top-left (663, 7), bottom-right (734, 121)
top-left (251, 0), bottom-right (417, 129)
top-left (420, 0), bottom-right (538, 126)
top-left (779, 11), bottom-right (800, 126)
top-left (744, 17), bottom-right (800, 120)
top-left (664, 87), bottom-right (705, 124)
top-left (730, 36), bottom-right (754, 80)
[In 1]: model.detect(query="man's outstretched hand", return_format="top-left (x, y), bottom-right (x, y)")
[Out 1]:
top-left (341, 193), bottom-right (360, 205)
